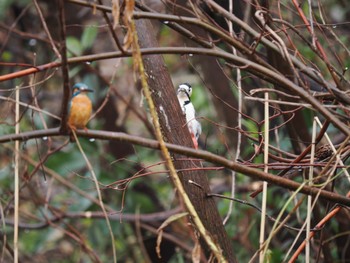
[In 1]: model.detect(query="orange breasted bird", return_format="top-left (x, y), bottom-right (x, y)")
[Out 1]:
top-left (68, 83), bottom-right (94, 131)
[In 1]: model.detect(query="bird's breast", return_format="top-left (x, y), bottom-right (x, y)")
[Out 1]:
top-left (184, 103), bottom-right (195, 122)
top-left (68, 95), bottom-right (92, 128)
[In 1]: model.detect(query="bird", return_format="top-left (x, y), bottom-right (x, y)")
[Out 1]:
top-left (67, 83), bottom-right (94, 131)
top-left (177, 83), bottom-right (202, 149)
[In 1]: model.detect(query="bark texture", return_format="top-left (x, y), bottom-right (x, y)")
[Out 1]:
top-left (136, 19), bottom-right (236, 262)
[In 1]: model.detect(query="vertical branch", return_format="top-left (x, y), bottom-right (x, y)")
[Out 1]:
top-left (33, 0), bottom-right (61, 59)
top-left (0, 202), bottom-right (6, 262)
top-left (259, 92), bottom-right (269, 262)
top-left (307, 0), bottom-right (315, 47)
top-left (134, 16), bottom-right (237, 263)
top-left (98, 0), bottom-right (125, 53)
top-left (14, 86), bottom-right (20, 263)
top-left (306, 118), bottom-right (317, 262)
top-left (126, 5), bottom-right (227, 261)
top-left (288, 191), bottom-right (350, 263)
top-left (58, 0), bottom-right (70, 133)
top-left (291, 0), bottom-right (345, 90)
top-left (72, 132), bottom-right (117, 263)
top-left (223, 0), bottom-right (241, 225)
top-left (315, 118), bottom-right (350, 183)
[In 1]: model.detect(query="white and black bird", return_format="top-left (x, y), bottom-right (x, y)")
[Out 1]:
top-left (177, 83), bottom-right (202, 149)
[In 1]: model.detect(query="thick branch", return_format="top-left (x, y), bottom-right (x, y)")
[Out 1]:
top-left (1, 128), bottom-right (350, 207)
top-left (58, 0), bottom-right (70, 133)
top-left (2, 46), bottom-right (350, 138)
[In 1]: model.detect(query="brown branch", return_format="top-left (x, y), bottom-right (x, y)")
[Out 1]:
top-left (203, 0), bottom-right (335, 88)
top-left (96, 0), bottom-right (125, 53)
top-left (134, 17), bottom-right (230, 260)
top-left (207, 193), bottom-right (321, 232)
top-left (67, 0), bottom-right (274, 71)
top-left (250, 120), bottom-right (330, 197)
top-left (58, 0), bottom-right (70, 133)
top-left (0, 4), bottom-right (31, 56)
top-left (0, 22), bottom-right (56, 45)
top-left (33, 0), bottom-right (61, 58)
top-left (3, 207), bottom-right (182, 229)
top-left (1, 46), bottom-right (349, 137)
top-left (291, 0), bottom-right (349, 90)
top-left (288, 192), bottom-right (350, 262)
top-left (1, 128), bottom-right (350, 207)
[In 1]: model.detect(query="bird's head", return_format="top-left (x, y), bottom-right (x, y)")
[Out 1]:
top-left (177, 83), bottom-right (192, 100)
top-left (72, 83), bottom-right (94, 97)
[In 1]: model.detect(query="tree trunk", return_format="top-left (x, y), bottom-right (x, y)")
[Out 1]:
top-left (136, 19), bottom-right (237, 262)
top-left (170, 0), bottom-right (241, 150)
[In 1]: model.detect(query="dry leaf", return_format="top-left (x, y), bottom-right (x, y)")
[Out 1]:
top-left (124, 0), bottom-right (135, 23)
top-left (156, 228), bottom-right (163, 259)
top-left (122, 30), bottom-right (133, 50)
top-left (111, 0), bottom-right (120, 29)
top-left (122, 0), bottom-right (135, 50)
top-left (156, 212), bottom-right (188, 259)
top-left (192, 239), bottom-right (201, 263)
top-left (92, 3), bottom-right (96, 15)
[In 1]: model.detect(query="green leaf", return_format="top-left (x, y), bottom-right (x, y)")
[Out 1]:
top-left (242, 118), bottom-right (258, 138)
top-left (81, 24), bottom-right (98, 50)
top-left (66, 36), bottom-right (82, 57)
top-left (1, 50), bottom-right (12, 61)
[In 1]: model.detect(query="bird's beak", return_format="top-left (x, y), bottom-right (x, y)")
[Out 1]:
top-left (82, 88), bottom-right (94, 93)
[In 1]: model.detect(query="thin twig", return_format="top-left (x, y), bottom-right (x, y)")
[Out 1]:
top-left (33, 0), bottom-right (61, 58)
top-left (13, 86), bottom-right (20, 263)
top-left (306, 118), bottom-right (317, 262)
top-left (72, 131), bottom-right (117, 263)
top-left (97, 0), bottom-right (125, 53)
top-left (223, 0), bottom-right (240, 226)
top-left (1, 128), bottom-right (350, 207)
top-left (288, 192), bottom-right (350, 263)
top-left (291, 0), bottom-right (348, 90)
top-left (0, 95), bottom-right (60, 120)
top-left (208, 193), bottom-right (320, 232)
top-left (259, 92), bottom-right (269, 262)
top-left (127, 6), bottom-right (226, 260)
top-left (2, 46), bottom-right (350, 138)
